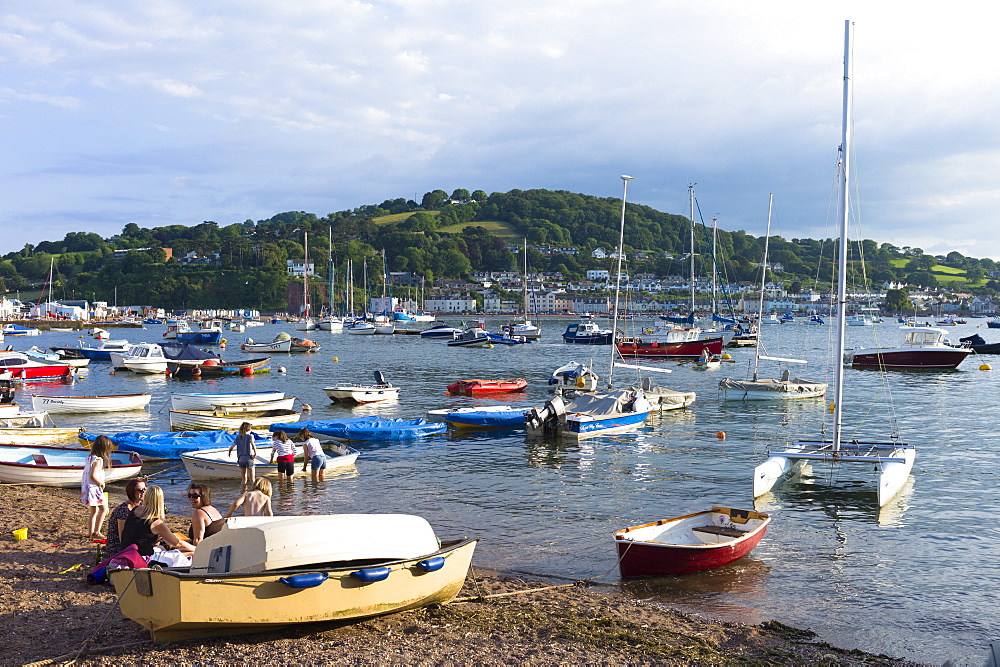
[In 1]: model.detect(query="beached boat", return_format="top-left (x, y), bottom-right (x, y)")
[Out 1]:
top-left (446, 378), bottom-right (528, 395)
top-left (30, 393), bottom-right (152, 414)
top-left (80, 429), bottom-right (273, 459)
top-left (168, 408), bottom-right (300, 431)
top-left (613, 507), bottom-right (771, 577)
top-left (0, 427), bottom-right (85, 445)
top-left (167, 357), bottom-right (270, 377)
top-left (170, 390), bottom-right (286, 411)
top-left (324, 371), bottom-right (398, 404)
top-left (110, 514), bottom-right (477, 641)
top-left (0, 444), bottom-right (142, 487)
top-left (843, 326), bottom-right (971, 370)
top-left (0, 351), bottom-right (75, 381)
top-left (526, 389), bottom-right (652, 439)
top-left (271, 417), bottom-right (446, 441)
top-left (444, 407), bottom-right (531, 429)
top-left (181, 443), bottom-right (358, 479)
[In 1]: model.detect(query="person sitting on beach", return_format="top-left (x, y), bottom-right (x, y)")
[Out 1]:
top-left (120, 485), bottom-right (194, 557)
top-left (186, 482), bottom-right (224, 545)
top-left (269, 430), bottom-right (296, 481)
top-left (105, 477), bottom-right (147, 556)
top-left (81, 435), bottom-right (112, 540)
top-left (224, 478), bottom-right (274, 518)
top-left (228, 422), bottom-right (257, 491)
top-left (298, 427), bottom-right (326, 481)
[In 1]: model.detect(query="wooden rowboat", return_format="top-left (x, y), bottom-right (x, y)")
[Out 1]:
top-left (30, 393), bottom-right (152, 414)
top-left (613, 506), bottom-right (770, 577)
top-left (170, 391), bottom-right (286, 411)
top-left (0, 427), bottom-right (88, 445)
top-left (0, 444), bottom-right (143, 487)
top-left (168, 408), bottom-right (300, 431)
top-left (110, 515), bottom-right (477, 641)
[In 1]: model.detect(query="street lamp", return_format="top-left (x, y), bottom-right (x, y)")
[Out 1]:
top-left (608, 175), bottom-right (635, 388)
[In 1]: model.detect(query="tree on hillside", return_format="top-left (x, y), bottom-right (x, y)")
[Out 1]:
top-left (883, 288), bottom-right (913, 313)
top-left (450, 189), bottom-right (471, 201)
top-left (421, 190), bottom-right (448, 209)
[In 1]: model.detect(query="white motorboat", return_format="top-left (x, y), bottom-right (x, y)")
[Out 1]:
top-left (110, 342), bottom-right (169, 374)
top-left (324, 371), bottom-right (398, 404)
top-left (446, 327), bottom-right (492, 348)
top-left (843, 326), bottom-right (971, 370)
top-left (30, 393), bottom-right (152, 414)
top-left (419, 324), bottom-right (462, 339)
top-left (24, 346), bottom-right (90, 368)
top-left (317, 316), bottom-right (344, 332)
top-left (170, 391), bottom-right (286, 411)
top-left (374, 322), bottom-right (395, 335)
top-left (526, 389), bottom-right (652, 440)
top-left (181, 443), bottom-right (358, 479)
top-left (345, 321), bottom-right (376, 335)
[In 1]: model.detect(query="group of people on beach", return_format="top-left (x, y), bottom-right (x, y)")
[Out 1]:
top-left (80, 424), bottom-right (332, 558)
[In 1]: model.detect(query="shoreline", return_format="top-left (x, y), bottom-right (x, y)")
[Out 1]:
top-left (1, 484), bottom-right (914, 665)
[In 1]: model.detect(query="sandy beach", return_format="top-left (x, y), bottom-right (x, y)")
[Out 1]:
top-left (1, 484), bottom-right (913, 665)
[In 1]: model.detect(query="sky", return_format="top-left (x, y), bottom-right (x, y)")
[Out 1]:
top-left (3, 2), bottom-right (1000, 260)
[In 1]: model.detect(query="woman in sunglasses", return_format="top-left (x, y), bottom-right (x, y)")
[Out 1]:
top-left (105, 477), bottom-right (147, 556)
top-left (121, 486), bottom-right (194, 556)
top-left (186, 482), bottom-right (224, 545)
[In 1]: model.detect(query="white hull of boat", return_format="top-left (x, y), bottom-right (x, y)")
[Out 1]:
top-left (241, 339), bottom-right (292, 353)
top-left (345, 324), bottom-right (376, 335)
top-left (181, 445), bottom-right (357, 479)
top-left (323, 385), bottom-right (399, 403)
top-left (170, 391), bottom-right (286, 411)
top-left (168, 409), bottom-right (301, 431)
top-left (123, 359), bottom-right (168, 374)
top-left (295, 318), bottom-right (317, 331)
top-left (30, 393), bottom-right (152, 414)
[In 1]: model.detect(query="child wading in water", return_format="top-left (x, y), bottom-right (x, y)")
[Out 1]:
top-left (82, 435), bottom-right (113, 539)
top-left (228, 422), bottom-right (257, 491)
top-left (225, 477), bottom-right (274, 517)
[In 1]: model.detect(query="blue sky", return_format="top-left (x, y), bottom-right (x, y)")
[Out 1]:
top-left (3, 3), bottom-right (999, 259)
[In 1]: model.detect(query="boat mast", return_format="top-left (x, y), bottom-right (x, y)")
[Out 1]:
top-left (753, 195), bottom-right (774, 382)
top-left (711, 216), bottom-right (718, 317)
top-left (302, 231), bottom-right (310, 318)
top-left (523, 238), bottom-right (529, 325)
top-left (328, 226), bottom-right (335, 316)
top-left (688, 184), bottom-right (696, 319)
top-left (832, 19), bottom-right (853, 454)
top-left (608, 175), bottom-right (634, 389)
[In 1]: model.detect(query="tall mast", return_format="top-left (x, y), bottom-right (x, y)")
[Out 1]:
top-left (523, 238), bottom-right (529, 325)
top-left (832, 20), bottom-right (853, 453)
top-left (328, 226), bottom-right (335, 315)
top-left (753, 195), bottom-right (774, 382)
top-left (302, 231), bottom-right (309, 317)
top-left (688, 184), bottom-right (696, 318)
top-left (711, 216), bottom-right (718, 316)
top-left (608, 175), bottom-right (634, 389)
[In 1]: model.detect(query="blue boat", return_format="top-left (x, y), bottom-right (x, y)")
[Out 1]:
top-left (79, 430), bottom-right (271, 460)
top-left (176, 319), bottom-right (224, 345)
top-left (485, 332), bottom-right (531, 345)
top-left (444, 407), bottom-right (530, 429)
top-left (270, 417), bottom-right (446, 441)
top-left (562, 321), bottom-right (614, 345)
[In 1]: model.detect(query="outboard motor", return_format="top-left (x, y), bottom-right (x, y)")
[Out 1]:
top-left (0, 379), bottom-right (14, 404)
top-left (526, 395), bottom-right (565, 436)
top-left (373, 370), bottom-right (388, 386)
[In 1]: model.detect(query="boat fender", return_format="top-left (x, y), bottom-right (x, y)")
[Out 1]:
top-left (416, 556), bottom-right (446, 573)
top-left (350, 566), bottom-right (391, 583)
top-left (279, 572), bottom-right (329, 589)
top-left (576, 376), bottom-right (586, 388)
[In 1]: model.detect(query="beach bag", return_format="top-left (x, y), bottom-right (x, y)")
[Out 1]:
top-left (148, 549), bottom-right (193, 568)
top-left (86, 544), bottom-right (148, 584)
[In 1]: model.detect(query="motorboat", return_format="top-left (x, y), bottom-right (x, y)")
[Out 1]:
top-left (616, 329), bottom-right (724, 358)
top-left (843, 326), bottom-right (972, 370)
top-left (1, 324), bottom-right (40, 336)
top-left (241, 336), bottom-right (292, 353)
top-left (50, 339), bottom-right (133, 361)
top-left (562, 321), bottom-right (614, 345)
top-left (501, 321), bottom-right (541, 340)
top-left (271, 417), bottom-right (446, 441)
top-left (181, 443), bottom-right (358, 479)
top-left (170, 390), bottom-right (286, 411)
top-left (30, 393), bottom-right (152, 414)
top-left (446, 327), bottom-right (492, 348)
top-left (163, 322), bottom-right (192, 339)
top-left (419, 323), bottom-right (462, 339)
top-left (446, 378), bottom-right (527, 395)
top-left (526, 389), bottom-right (652, 439)
top-left (324, 371), bottom-right (399, 404)
top-left (176, 319), bottom-right (224, 344)
top-left (24, 346), bottom-right (90, 368)
top-left (110, 342), bottom-right (169, 374)
top-left (168, 407), bottom-right (300, 431)
top-left (0, 351), bottom-right (75, 381)
top-left (613, 507), bottom-right (771, 577)
top-left (0, 444), bottom-right (142, 487)
top-left (958, 333), bottom-right (1000, 354)
top-left (345, 320), bottom-right (376, 335)
top-left (110, 514), bottom-right (477, 641)
top-left (548, 362), bottom-right (600, 396)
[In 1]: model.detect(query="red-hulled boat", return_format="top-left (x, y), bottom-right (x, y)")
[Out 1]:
top-left (0, 352), bottom-right (75, 381)
top-left (446, 378), bottom-right (528, 395)
top-left (613, 506), bottom-right (770, 577)
top-left (844, 326), bottom-right (971, 370)
top-left (616, 332), bottom-right (724, 358)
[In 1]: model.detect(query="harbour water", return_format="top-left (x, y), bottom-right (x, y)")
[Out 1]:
top-left (15, 318), bottom-right (1000, 663)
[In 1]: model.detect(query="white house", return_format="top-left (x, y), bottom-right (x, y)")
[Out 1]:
top-left (286, 260), bottom-right (316, 277)
top-left (425, 296), bottom-right (478, 313)
top-left (586, 269), bottom-right (610, 281)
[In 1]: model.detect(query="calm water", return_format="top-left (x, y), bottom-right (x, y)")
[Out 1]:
top-left (16, 318), bottom-right (1000, 664)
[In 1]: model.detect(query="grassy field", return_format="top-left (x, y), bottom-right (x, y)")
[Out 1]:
top-left (371, 211), bottom-right (440, 225)
top-left (436, 219), bottom-right (521, 240)
top-left (888, 259), bottom-right (980, 285)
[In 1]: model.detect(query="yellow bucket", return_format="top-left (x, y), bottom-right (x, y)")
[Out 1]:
top-left (12, 528), bottom-right (28, 541)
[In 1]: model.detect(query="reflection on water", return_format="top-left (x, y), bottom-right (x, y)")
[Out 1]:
top-left (11, 320), bottom-right (999, 663)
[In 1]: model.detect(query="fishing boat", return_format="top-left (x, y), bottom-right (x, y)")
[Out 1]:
top-left (176, 319), bottom-right (224, 344)
top-left (562, 320), bottom-right (614, 345)
top-left (419, 323), bottom-right (463, 339)
top-left (753, 21), bottom-right (916, 508)
top-left (240, 337), bottom-right (292, 353)
top-left (0, 444), bottom-right (142, 486)
top-left (163, 322), bottom-right (191, 339)
top-left (324, 371), bottom-right (399, 404)
top-left (526, 388), bottom-right (652, 439)
top-left (616, 329), bottom-right (724, 358)
top-left (548, 361), bottom-right (600, 395)
top-left (80, 429), bottom-right (272, 460)
top-left (110, 342), bottom-right (168, 374)
top-left (719, 195), bottom-right (828, 401)
top-left (166, 357), bottom-right (270, 377)
top-left (181, 443), bottom-right (358, 479)
top-left (51, 339), bottom-right (133, 361)
top-left (289, 337), bottom-right (322, 352)
top-left (843, 326), bottom-right (971, 370)
top-left (170, 390), bottom-right (286, 411)
top-left (30, 393), bottom-right (152, 414)
top-left (613, 507), bottom-right (771, 577)
top-left (271, 417), bottom-right (446, 441)
top-left (446, 327), bottom-right (492, 348)
top-left (168, 408), bottom-right (300, 431)
top-left (110, 514), bottom-right (477, 641)
top-left (444, 407), bottom-right (531, 429)
top-left (446, 378), bottom-right (527, 395)
top-left (0, 351), bottom-right (75, 380)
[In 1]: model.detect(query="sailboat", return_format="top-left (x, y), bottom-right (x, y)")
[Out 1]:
top-left (503, 240), bottom-right (541, 340)
top-left (752, 20), bottom-right (915, 507)
top-left (318, 226), bottom-right (343, 332)
top-left (718, 194), bottom-right (828, 401)
top-left (295, 232), bottom-right (317, 331)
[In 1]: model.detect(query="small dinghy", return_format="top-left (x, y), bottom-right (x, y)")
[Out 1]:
top-left (168, 408), bottom-right (300, 431)
top-left (30, 393), bottom-right (152, 414)
top-left (324, 371), bottom-right (399, 404)
top-left (0, 444), bottom-right (142, 487)
top-left (613, 506), bottom-right (770, 577)
top-left (181, 443), bottom-right (358, 479)
top-left (446, 378), bottom-right (528, 395)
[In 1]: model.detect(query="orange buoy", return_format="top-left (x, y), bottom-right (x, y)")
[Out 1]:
top-left (109, 370), bottom-right (115, 375)
top-left (241, 367), bottom-right (252, 375)
top-left (716, 431), bottom-right (726, 440)
top-left (333, 357), bottom-right (339, 362)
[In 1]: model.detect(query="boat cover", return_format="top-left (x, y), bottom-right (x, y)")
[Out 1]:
top-left (642, 386), bottom-right (697, 408)
top-left (270, 416), bottom-right (446, 440)
top-left (160, 342), bottom-right (220, 361)
top-left (80, 429), bottom-right (271, 459)
top-left (445, 408), bottom-right (530, 428)
top-left (565, 389), bottom-right (645, 416)
top-left (718, 377), bottom-right (827, 394)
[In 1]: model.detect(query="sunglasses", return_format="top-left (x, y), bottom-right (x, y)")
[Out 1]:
top-left (187, 493), bottom-right (202, 499)
top-left (136, 488), bottom-right (147, 493)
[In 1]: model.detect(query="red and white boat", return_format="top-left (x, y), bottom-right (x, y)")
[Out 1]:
top-left (0, 351), bottom-right (75, 381)
top-left (616, 329), bottom-right (724, 358)
top-left (446, 378), bottom-right (528, 395)
top-left (613, 506), bottom-right (770, 577)
top-left (843, 326), bottom-right (971, 370)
